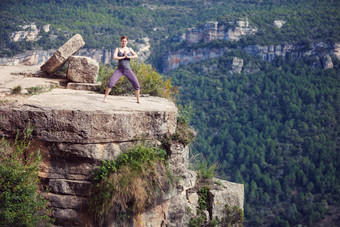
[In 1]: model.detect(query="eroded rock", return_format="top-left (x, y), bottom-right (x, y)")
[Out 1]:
top-left (67, 56), bottom-right (99, 83)
top-left (40, 34), bottom-right (85, 74)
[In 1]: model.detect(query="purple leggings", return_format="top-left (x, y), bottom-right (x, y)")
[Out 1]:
top-left (107, 67), bottom-right (140, 90)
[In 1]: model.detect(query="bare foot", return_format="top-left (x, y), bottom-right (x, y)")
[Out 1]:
top-left (102, 99), bottom-right (107, 103)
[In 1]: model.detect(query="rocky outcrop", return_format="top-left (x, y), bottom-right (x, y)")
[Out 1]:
top-left (11, 23), bottom-right (41, 42)
top-left (322, 54), bottom-right (334, 69)
top-left (273, 20), bottom-right (286, 28)
top-left (186, 19), bottom-right (257, 45)
top-left (229, 57), bottom-right (243, 74)
top-left (40, 34), bottom-right (85, 74)
top-left (163, 42), bottom-right (337, 73)
top-left (0, 83), bottom-right (243, 226)
top-left (67, 56), bottom-right (99, 83)
top-left (163, 48), bottom-right (227, 73)
top-left (0, 89), bottom-right (177, 143)
top-left (332, 42), bottom-right (340, 60)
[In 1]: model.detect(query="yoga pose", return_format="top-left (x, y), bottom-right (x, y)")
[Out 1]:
top-left (102, 35), bottom-right (140, 103)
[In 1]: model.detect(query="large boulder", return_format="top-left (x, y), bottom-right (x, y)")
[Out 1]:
top-left (67, 56), bottom-right (99, 83)
top-left (40, 34), bottom-right (85, 74)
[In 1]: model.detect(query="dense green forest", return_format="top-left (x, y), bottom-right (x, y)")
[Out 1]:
top-left (1, 0), bottom-right (340, 226)
top-left (170, 53), bottom-right (340, 226)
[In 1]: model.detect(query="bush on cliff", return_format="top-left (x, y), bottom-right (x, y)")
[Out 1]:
top-left (98, 60), bottom-right (178, 99)
top-left (88, 145), bottom-right (170, 221)
top-left (0, 126), bottom-right (51, 226)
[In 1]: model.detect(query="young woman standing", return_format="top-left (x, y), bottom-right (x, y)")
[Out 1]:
top-left (102, 36), bottom-right (140, 103)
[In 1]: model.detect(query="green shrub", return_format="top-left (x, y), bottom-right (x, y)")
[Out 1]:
top-left (222, 204), bottom-right (244, 226)
top-left (11, 85), bottom-right (22, 94)
top-left (88, 145), bottom-right (170, 221)
top-left (0, 125), bottom-right (51, 226)
top-left (193, 158), bottom-right (218, 180)
top-left (26, 86), bottom-right (43, 95)
top-left (99, 61), bottom-right (178, 99)
top-left (198, 186), bottom-right (210, 210)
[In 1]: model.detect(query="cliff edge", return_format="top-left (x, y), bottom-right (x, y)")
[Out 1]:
top-left (0, 66), bottom-right (243, 226)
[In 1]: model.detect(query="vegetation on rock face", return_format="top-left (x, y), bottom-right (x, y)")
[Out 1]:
top-left (0, 126), bottom-right (51, 226)
top-left (189, 185), bottom-right (244, 227)
top-left (88, 145), bottom-right (170, 221)
top-left (98, 60), bottom-right (178, 99)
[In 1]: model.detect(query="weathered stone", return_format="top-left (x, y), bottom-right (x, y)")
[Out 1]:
top-left (39, 157), bottom-right (96, 180)
top-left (229, 57), bottom-right (243, 74)
top-left (49, 179), bottom-right (92, 196)
top-left (48, 193), bottom-right (87, 209)
top-left (162, 48), bottom-right (227, 73)
top-left (333, 42), bottom-right (340, 60)
top-left (52, 208), bottom-right (91, 226)
top-left (67, 56), bottom-right (99, 83)
top-left (186, 20), bottom-right (257, 46)
top-left (209, 178), bottom-right (244, 220)
top-left (273, 20), bottom-right (286, 28)
top-left (177, 170), bottom-right (197, 192)
top-left (322, 54), bottom-right (333, 69)
top-left (41, 34), bottom-right (85, 74)
top-left (55, 142), bottom-right (122, 161)
top-left (168, 142), bottom-right (189, 175)
top-left (11, 23), bottom-right (40, 42)
top-left (187, 192), bottom-right (198, 205)
top-left (0, 89), bottom-right (177, 143)
top-left (66, 82), bottom-right (101, 91)
top-left (165, 191), bottom-right (193, 227)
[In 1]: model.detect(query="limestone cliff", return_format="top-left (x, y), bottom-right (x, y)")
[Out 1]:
top-left (0, 69), bottom-right (244, 226)
top-left (163, 41), bottom-right (339, 73)
top-left (162, 19), bottom-right (339, 73)
top-left (186, 19), bottom-right (257, 45)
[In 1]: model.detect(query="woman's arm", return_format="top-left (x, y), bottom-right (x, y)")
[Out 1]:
top-left (113, 48), bottom-right (126, 60)
top-left (127, 48), bottom-right (138, 59)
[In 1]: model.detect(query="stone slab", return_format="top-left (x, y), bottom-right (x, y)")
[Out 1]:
top-left (41, 34), bottom-right (85, 74)
top-left (0, 89), bottom-right (177, 143)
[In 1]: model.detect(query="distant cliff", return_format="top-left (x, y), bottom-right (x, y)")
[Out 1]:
top-left (185, 19), bottom-right (257, 45)
top-left (162, 20), bottom-right (340, 73)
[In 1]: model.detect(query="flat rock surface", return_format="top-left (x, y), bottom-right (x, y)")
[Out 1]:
top-left (1, 89), bottom-right (177, 143)
top-left (24, 88), bottom-right (175, 112)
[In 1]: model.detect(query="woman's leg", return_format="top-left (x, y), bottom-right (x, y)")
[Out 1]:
top-left (124, 68), bottom-right (141, 103)
top-left (102, 69), bottom-right (123, 103)
top-left (135, 89), bottom-right (140, 103)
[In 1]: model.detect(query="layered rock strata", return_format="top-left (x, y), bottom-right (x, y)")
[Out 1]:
top-left (163, 42), bottom-right (337, 73)
top-left (40, 34), bottom-right (85, 74)
top-left (0, 88), bottom-right (244, 226)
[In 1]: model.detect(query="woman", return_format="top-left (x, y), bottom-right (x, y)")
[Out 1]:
top-left (102, 35), bottom-right (140, 103)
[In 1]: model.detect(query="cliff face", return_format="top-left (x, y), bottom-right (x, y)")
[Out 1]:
top-left (186, 19), bottom-right (257, 45)
top-left (162, 19), bottom-right (339, 73)
top-left (163, 42), bottom-right (339, 73)
top-left (0, 70), bottom-right (244, 226)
